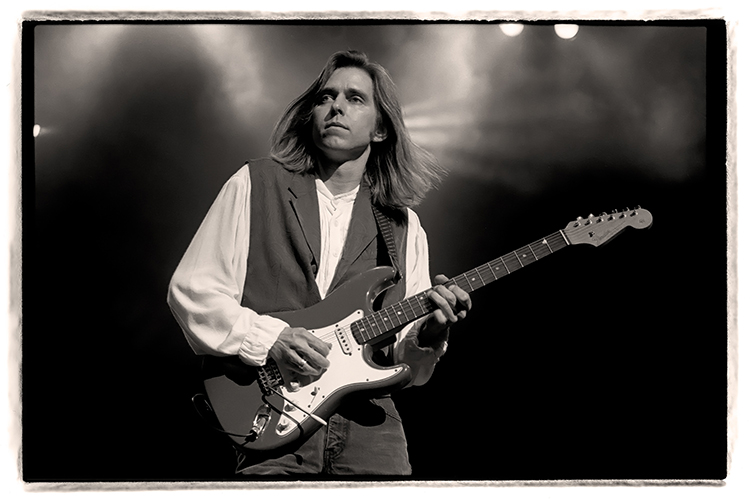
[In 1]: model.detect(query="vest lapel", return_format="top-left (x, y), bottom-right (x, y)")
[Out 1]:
top-left (287, 172), bottom-right (321, 272)
top-left (329, 182), bottom-right (377, 291)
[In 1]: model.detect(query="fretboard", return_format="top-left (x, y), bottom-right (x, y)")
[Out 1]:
top-left (350, 230), bottom-right (570, 345)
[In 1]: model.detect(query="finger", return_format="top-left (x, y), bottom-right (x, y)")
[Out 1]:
top-left (291, 353), bottom-right (325, 376)
top-left (448, 284), bottom-right (472, 311)
top-left (428, 290), bottom-right (457, 323)
top-left (288, 351), bottom-right (312, 375)
top-left (432, 284), bottom-right (457, 309)
top-left (430, 309), bottom-right (449, 327)
top-left (306, 334), bottom-right (332, 356)
top-left (295, 345), bottom-right (330, 372)
top-left (433, 274), bottom-right (450, 285)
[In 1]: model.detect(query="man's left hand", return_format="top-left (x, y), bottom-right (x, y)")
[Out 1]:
top-left (418, 274), bottom-right (472, 348)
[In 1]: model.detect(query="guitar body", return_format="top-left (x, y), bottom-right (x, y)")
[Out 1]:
top-left (202, 266), bottom-right (413, 452)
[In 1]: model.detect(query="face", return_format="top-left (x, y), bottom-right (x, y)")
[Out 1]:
top-left (311, 66), bottom-right (387, 164)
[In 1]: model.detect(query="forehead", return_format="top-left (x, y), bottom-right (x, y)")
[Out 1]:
top-left (323, 67), bottom-right (375, 94)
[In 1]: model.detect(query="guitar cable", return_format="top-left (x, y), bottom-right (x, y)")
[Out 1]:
top-left (270, 387), bottom-right (328, 426)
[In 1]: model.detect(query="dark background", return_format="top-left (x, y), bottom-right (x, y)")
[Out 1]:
top-left (24, 20), bottom-right (727, 481)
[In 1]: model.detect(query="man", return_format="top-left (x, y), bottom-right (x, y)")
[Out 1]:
top-left (168, 50), bottom-right (471, 475)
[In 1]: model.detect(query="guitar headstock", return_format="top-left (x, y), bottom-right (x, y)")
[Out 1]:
top-left (563, 207), bottom-right (653, 247)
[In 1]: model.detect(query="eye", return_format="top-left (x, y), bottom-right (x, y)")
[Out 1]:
top-left (317, 93), bottom-right (334, 104)
top-left (349, 95), bottom-right (365, 104)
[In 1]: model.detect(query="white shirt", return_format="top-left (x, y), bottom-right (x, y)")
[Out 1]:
top-left (314, 178), bottom-right (359, 299)
top-left (167, 164), bottom-right (447, 386)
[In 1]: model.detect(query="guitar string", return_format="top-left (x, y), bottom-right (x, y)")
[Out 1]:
top-left (351, 234), bottom-right (569, 343)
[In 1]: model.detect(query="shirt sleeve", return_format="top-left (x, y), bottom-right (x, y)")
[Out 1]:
top-left (392, 209), bottom-right (449, 387)
top-left (166, 165), bottom-right (288, 366)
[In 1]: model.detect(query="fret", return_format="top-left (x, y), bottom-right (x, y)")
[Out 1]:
top-left (350, 321), bottom-right (362, 343)
top-left (534, 239), bottom-right (552, 258)
top-left (353, 319), bottom-right (372, 344)
top-left (361, 319), bottom-right (376, 342)
top-left (542, 237), bottom-right (553, 254)
top-left (479, 264), bottom-right (494, 285)
top-left (379, 310), bottom-right (391, 331)
top-left (394, 302), bottom-right (408, 323)
top-left (488, 262), bottom-right (499, 280)
top-left (474, 268), bottom-right (486, 287)
top-left (405, 296), bottom-right (418, 318)
top-left (528, 244), bottom-right (538, 260)
top-left (452, 274), bottom-right (468, 291)
top-left (384, 306), bottom-right (403, 331)
top-left (513, 250), bottom-right (524, 267)
top-left (490, 259), bottom-right (508, 278)
top-left (528, 242), bottom-right (544, 260)
top-left (463, 271), bottom-right (477, 291)
top-left (416, 293), bottom-right (431, 316)
top-left (499, 255), bottom-right (511, 274)
top-left (370, 315), bottom-right (384, 335)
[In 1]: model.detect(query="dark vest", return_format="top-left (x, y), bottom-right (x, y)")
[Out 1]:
top-left (240, 158), bottom-right (407, 315)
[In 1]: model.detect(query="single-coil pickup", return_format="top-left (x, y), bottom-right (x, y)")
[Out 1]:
top-left (335, 326), bottom-right (353, 355)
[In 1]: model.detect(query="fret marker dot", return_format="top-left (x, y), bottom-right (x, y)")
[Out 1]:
top-left (522, 254), bottom-right (527, 258)
top-left (471, 278), bottom-right (475, 281)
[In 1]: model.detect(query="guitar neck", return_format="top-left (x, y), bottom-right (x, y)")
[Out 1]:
top-left (351, 230), bottom-right (570, 345)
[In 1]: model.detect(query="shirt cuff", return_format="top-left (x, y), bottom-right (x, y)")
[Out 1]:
top-left (395, 322), bottom-right (449, 386)
top-left (404, 324), bottom-right (449, 359)
top-left (236, 314), bottom-right (289, 366)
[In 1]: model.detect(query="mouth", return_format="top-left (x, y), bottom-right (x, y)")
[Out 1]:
top-left (325, 122), bottom-right (348, 130)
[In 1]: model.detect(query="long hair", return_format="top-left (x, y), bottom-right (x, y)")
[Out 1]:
top-left (270, 50), bottom-right (446, 210)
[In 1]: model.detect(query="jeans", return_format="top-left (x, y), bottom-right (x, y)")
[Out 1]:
top-left (236, 396), bottom-right (412, 476)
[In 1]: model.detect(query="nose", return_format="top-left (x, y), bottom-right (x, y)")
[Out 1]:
top-left (330, 95), bottom-right (344, 115)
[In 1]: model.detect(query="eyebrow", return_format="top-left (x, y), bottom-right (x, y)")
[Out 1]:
top-left (319, 85), bottom-right (370, 99)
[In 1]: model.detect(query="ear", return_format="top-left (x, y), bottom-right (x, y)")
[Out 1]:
top-left (372, 124), bottom-right (388, 143)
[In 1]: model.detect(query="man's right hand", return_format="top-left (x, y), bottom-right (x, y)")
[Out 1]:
top-left (268, 327), bottom-right (331, 377)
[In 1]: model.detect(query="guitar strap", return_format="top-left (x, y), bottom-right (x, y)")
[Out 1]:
top-left (372, 204), bottom-right (402, 283)
top-left (370, 204), bottom-right (406, 368)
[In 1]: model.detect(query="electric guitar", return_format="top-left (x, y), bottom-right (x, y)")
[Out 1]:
top-left (200, 208), bottom-right (653, 452)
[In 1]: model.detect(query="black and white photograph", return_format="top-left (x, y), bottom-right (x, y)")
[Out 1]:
top-left (19, 13), bottom-right (729, 489)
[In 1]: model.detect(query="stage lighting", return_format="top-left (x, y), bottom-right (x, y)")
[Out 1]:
top-left (554, 24), bottom-right (579, 39)
top-left (33, 124), bottom-right (41, 137)
top-left (499, 23), bottom-right (524, 37)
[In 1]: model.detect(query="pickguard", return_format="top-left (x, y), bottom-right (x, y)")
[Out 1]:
top-left (273, 310), bottom-right (406, 437)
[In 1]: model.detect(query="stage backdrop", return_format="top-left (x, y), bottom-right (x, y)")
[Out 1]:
top-left (25, 21), bottom-right (727, 481)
